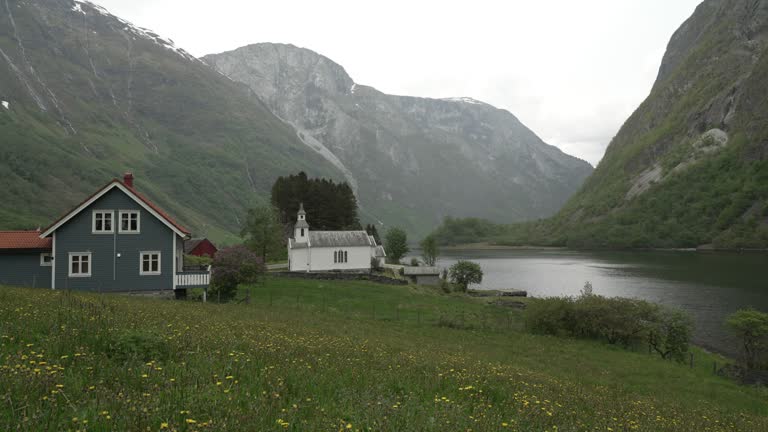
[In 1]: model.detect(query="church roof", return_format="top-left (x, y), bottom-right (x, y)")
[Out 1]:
top-left (309, 231), bottom-right (373, 248)
top-left (290, 231), bottom-right (374, 249)
top-left (295, 219), bottom-right (309, 229)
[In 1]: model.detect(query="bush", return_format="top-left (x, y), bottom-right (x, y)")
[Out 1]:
top-left (525, 294), bottom-right (693, 361)
top-left (448, 261), bottom-right (483, 292)
top-left (410, 257), bottom-right (420, 267)
top-left (525, 297), bottom-right (575, 337)
top-left (648, 307), bottom-right (693, 362)
top-left (726, 308), bottom-right (768, 369)
top-left (211, 245), bottom-right (264, 302)
top-left (420, 234), bottom-right (439, 266)
top-left (385, 228), bottom-right (409, 263)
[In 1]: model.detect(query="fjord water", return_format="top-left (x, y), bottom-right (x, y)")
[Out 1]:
top-left (433, 249), bottom-right (768, 356)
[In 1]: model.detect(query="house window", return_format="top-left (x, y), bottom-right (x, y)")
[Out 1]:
top-left (140, 251), bottom-right (161, 275)
top-left (334, 250), bottom-right (348, 264)
top-left (69, 253), bottom-right (92, 277)
top-left (92, 210), bottom-right (114, 233)
top-left (300, 228), bottom-right (305, 237)
top-left (119, 210), bottom-right (140, 233)
top-left (40, 253), bottom-right (52, 267)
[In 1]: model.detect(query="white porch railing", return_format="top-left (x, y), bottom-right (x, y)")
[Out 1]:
top-left (175, 266), bottom-right (211, 288)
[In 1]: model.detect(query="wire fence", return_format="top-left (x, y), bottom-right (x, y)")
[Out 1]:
top-left (187, 288), bottom-right (720, 372)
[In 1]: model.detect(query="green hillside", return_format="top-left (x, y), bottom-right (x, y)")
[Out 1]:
top-left (0, 0), bottom-right (342, 243)
top-left (1, 278), bottom-right (766, 431)
top-left (433, 0), bottom-right (768, 249)
top-left (544, 0), bottom-right (768, 249)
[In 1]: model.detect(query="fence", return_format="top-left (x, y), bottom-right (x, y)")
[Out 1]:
top-left (189, 288), bottom-right (722, 373)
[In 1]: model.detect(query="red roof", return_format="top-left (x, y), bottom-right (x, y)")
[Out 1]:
top-left (0, 231), bottom-right (52, 250)
top-left (41, 178), bottom-right (191, 237)
top-left (122, 181), bottom-right (191, 236)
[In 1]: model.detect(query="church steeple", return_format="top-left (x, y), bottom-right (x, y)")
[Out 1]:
top-left (294, 203), bottom-right (309, 242)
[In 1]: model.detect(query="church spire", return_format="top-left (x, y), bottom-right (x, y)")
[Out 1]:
top-left (294, 203), bottom-right (309, 242)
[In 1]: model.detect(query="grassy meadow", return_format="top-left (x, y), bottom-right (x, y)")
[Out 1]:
top-left (1, 277), bottom-right (767, 431)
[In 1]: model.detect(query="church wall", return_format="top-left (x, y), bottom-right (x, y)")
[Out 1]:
top-left (308, 246), bottom-right (372, 272)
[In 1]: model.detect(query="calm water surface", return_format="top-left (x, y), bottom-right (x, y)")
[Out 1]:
top-left (420, 249), bottom-right (768, 356)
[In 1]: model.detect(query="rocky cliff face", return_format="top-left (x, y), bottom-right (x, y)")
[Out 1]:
top-left (204, 43), bottom-right (593, 237)
top-left (0, 1), bottom-right (341, 241)
top-left (548, 0), bottom-right (768, 248)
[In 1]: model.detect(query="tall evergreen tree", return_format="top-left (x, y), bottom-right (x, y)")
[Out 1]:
top-left (270, 172), bottom-right (361, 231)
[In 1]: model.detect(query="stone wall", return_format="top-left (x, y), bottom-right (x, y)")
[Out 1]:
top-left (271, 271), bottom-right (408, 286)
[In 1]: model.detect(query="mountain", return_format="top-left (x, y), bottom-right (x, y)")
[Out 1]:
top-left (203, 43), bottom-right (593, 238)
top-left (527, 0), bottom-right (768, 249)
top-left (0, 0), bottom-right (342, 243)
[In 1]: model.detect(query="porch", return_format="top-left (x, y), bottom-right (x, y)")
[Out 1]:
top-left (175, 266), bottom-right (211, 289)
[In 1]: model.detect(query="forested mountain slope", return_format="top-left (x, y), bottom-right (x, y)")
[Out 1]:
top-left (0, 0), bottom-right (341, 242)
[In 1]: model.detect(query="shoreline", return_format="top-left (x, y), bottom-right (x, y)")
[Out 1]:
top-left (441, 242), bottom-right (768, 253)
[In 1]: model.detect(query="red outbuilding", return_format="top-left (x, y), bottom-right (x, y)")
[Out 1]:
top-left (184, 238), bottom-right (218, 258)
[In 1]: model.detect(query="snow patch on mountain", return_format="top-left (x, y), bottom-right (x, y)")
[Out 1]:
top-left (73, 1), bottom-right (200, 63)
top-left (441, 97), bottom-right (486, 105)
top-left (1, 101), bottom-right (9, 110)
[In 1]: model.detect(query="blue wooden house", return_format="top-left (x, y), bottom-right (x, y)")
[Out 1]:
top-left (0, 173), bottom-right (210, 293)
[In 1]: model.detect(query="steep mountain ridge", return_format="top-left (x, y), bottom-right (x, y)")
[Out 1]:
top-left (543, 0), bottom-right (768, 248)
top-left (203, 43), bottom-right (593, 237)
top-left (0, 0), bottom-right (342, 242)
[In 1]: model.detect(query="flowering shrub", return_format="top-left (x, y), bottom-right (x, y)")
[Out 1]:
top-left (211, 245), bottom-right (264, 302)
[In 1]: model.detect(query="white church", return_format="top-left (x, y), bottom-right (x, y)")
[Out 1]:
top-left (288, 204), bottom-right (386, 272)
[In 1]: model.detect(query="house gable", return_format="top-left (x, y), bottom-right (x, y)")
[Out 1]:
top-left (40, 180), bottom-right (189, 239)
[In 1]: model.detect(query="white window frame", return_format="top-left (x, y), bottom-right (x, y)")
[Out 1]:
top-left (140, 251), bottom-right (162, 276)
top-left (92, 210), bottom-right (114, 234)
top-left (118, 210), bottom-right (141, 234)
top-left (68, 252), bottom-right (92, 277)
top-left (40, 252), bottom-right (52, 267)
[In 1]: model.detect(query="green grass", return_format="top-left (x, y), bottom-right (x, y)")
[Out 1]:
top-left (1, 278), bottom-right (766, 431)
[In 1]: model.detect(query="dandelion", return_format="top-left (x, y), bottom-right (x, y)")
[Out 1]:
top-left (160, 422), bottom-right (169, 429)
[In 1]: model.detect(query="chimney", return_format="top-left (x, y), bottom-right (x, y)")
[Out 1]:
top-left (123, 172), bottom-right (134, 188)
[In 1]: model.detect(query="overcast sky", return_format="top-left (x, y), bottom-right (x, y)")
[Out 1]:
top-left (94, 0), bottom-right (702, 166)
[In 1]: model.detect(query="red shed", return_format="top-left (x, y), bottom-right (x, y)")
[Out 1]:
top-left (184, 238), bottom-right (218, 258)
